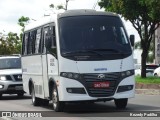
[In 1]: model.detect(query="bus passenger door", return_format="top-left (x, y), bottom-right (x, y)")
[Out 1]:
top-left (42, 25), bottom-right (58, 98)
top-left (46, 26), bottom-right (59, 82)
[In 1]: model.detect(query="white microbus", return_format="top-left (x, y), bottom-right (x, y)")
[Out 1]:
top-left (22, 10), bottom-right (135, 112)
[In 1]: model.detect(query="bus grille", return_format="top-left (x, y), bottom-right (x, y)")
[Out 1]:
top-left (82, 73), bottom-right (120, 97)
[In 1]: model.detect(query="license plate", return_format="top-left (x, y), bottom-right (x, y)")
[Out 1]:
top-left (93, 82), bottom-right (110, 88)
top-left (15, 86), bottom-right (23, 90)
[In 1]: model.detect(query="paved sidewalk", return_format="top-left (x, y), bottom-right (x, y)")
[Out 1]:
top-left (135, 83), bottom-right (160, 95)
top-left (136, 89), bottom-right (160, 95)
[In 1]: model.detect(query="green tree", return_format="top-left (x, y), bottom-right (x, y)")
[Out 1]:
top-left (135, 40), bottom-right (155, 63)
top-left (50, 0), bottom-right (70, 10)
top-left (49, 4), bottom-right (54, 8)
top-left (18, 16), bottom-right (30, 32)
top-left (17, 16), bottom-right (30, 53)
top-left (99, 0), bottom-right (160, 78)
top-left (0, 32), bottom-right (20, 55)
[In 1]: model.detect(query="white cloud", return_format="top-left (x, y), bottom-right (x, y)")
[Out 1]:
top-left (0, 0), bottom-right (98, 34)
top-left (0, 0), bottom-right (139, 41)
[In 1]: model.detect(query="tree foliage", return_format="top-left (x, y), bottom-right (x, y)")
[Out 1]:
top-left (50, 0), bottom-right (70, 10)
top-left (0, 32), bottom-right (21, 55)
top-left (99, 0), bottom-right (160, 77)
top-left (18, 16), bottom-right (30, 32)
top-left (49, 4), bottom-right (54, 8)
top-left (17, 16), bottom-right (30, 53)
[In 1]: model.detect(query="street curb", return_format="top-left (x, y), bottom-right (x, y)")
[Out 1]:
top-left (136, 89), bottom-right (160, 95)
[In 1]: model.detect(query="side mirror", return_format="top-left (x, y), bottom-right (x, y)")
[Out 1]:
top-left (130, 35), bottom-right (135, 46)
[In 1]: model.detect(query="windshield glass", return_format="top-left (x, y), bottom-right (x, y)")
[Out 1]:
top-left (59, 16), bottom-right (132, 60)
top-left (0, 58), bottom-right (21, 69)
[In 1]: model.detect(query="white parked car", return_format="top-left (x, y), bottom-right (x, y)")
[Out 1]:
top-left (134, 64), bottom-right (141, 76)
top-left (153, 67), bottom-right (160, 76)
top-left (135, 64), bottom-right (159, 77)
top-left (0, 55), bottom-right (24, 98)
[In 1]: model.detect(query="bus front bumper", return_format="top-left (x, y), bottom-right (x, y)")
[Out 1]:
top-left (57, 76), bottom-right (135, 102)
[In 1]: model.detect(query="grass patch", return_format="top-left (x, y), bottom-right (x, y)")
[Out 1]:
top-left (135, 76), bottom-right (160, 84)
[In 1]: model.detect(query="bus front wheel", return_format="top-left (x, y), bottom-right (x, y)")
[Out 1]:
top-left (114, 98), bottom-right (128, 109)
top-left (52, 85), bottom-right (64, 112)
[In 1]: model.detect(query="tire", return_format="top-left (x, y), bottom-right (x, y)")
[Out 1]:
top-left (31, 85), bottom-right (41, 106)
top-left (17, 93), bottom-right (24, 97)
top-left (154, 73), bottom-right (158, 77)
top-left (114, 98), bottom-right (128, 109)
top-left (52, 85), bottom-right (65, 112)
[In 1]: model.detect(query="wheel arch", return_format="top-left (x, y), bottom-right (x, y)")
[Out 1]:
top-left (48, 78), bottom-right (56, 100)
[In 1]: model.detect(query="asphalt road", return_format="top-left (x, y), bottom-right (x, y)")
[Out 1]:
top-left (0, 94), bottom-right (160, 119)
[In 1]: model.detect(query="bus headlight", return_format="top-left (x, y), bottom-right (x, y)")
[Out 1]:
top-left (73, 74), bottom-right (79, 79)
top-left (126, 71), bottom-right (131, 76)
top-left (61, 72), bottom-right (67, 77)
top-left (0, 76), bottom-right (7, 81)
top-left (68, 73), bottom-right (73, 78)
top-left (60, 72), bottom-right (81, 80)
top-left (121, 70), bottom-right (134, 79)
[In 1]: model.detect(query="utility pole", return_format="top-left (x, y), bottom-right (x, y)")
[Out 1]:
top-left (65, 0), bottom-right (69, 10)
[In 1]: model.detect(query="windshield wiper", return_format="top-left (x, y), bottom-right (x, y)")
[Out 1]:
top-left (89, 48), bottom-right (121, 53)
top-left (89, 48), bottom-right (127, 56)
top-left (62, 50), bottom-right (104, 57)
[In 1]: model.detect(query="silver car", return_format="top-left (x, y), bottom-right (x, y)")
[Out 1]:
top-left (0, 55), bottom-right (24, 98)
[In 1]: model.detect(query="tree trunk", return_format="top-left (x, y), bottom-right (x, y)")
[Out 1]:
top-left (141, 49), bottom-right (147, 78)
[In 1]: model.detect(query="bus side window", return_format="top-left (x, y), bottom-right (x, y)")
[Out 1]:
top-left (50, 26), bottom-right (56, 48)
top-left (47, 26), bottom-right (57, 57)
top-left (35, 28), bottom-right (42, 54)
top-left (22, 34), bottom-right (25, 55)
top-left (31, 30), bottom-right (37, 54)
top-left (23, 33), bottom-right (29, 55)
top-left (28, 31), bottom-right (36, 55)
top-left (42, 27), bottom-right (50, 54)
top-left (42, 26), bottom-right (57, 56)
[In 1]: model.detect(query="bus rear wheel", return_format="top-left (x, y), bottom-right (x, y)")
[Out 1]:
top-left (31, 85), bottom-right (41, 106)
top-left (52, 85), bottom-right (64, 112)
top-left (114, 98), bottom-right (128, 109)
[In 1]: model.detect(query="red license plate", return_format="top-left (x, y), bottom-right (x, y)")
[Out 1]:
top-left (93, 82), bottom-right (110, 88)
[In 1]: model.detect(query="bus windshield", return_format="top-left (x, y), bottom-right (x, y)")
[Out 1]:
top-left (0, 58), bottom-right (21, 69)
top-left (59, 16), bottom-right (132, 59)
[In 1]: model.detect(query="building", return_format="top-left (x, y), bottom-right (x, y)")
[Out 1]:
top-left (155, 27), bottom-right (160, 64)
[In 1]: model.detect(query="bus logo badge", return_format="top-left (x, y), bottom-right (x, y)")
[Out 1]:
top-left (98, 74), bottom-right (105, 79)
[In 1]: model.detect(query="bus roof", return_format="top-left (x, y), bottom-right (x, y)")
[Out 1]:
top-left (58, 9), bottom-right (119, 18)
top-left (24, 9), bottom-right (119, 32)
top-left (24, 15), bottom-right (57, 32)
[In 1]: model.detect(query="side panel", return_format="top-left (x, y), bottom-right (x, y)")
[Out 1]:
top-left (41, 54), bottom-right (49, 98)
top-left (45, 54), bottom-right (59, 98)
top-left (22, 55), bottom-right (44, 98)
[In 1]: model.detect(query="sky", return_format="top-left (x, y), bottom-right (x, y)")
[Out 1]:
top-left (0, 0), bottom-right (140, 41)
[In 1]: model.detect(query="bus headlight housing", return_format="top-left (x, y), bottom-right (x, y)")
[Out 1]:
top-left (0, 76), bottom-right (7, 81)
top-left (121, 70), bottom-right (134, 79)
top-left (60, 72), bottom-right (81, 80)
